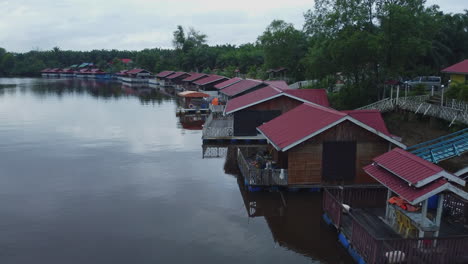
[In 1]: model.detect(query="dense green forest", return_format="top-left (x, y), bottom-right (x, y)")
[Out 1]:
top-left (0, 0), bottom-right (467, 108)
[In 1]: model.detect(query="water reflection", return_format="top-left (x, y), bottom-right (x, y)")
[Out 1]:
top-left (24, 78), bottom-right (173, 105)
top-left (213, 144), bottom-right (354, 263)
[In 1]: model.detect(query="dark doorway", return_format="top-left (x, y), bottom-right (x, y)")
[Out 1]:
top-left (233, 110), bottom-right (281, 136)
top-left (322, 141), bottom-right (357, 182)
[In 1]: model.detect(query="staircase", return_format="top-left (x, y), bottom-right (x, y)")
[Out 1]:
top-left (407, 128), bottom-right (468, 163)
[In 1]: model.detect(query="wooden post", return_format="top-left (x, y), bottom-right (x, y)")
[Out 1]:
top-left (385, 189), bottom-right (392, 221)
top-left (431, 85), bottom-right (434, 96)
top-left (390, 86), bottom-right (394, 100)
top-left (441, 85), bottom-right (445, 106)
top-left (435, 194), bottom-right (444, 232)
top-left (419, 199), bottom-right (428, 239)
top-left (396, 85), bottom-right (400, 105)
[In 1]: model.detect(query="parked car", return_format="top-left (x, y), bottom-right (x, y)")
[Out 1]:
top-left (406, 76), bottom-right (441, 90)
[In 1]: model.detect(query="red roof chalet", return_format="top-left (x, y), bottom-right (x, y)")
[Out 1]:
top-left (166, 71), bottom-right (189, 80)
top-left (441, 59), bottom-right (468, 74)
top-left (264, 80), bottom-right (289, 90)
top-left (364, 148), bottom-right (466, 204)
top-left (258, 103), bottom-right (405, 151)
top-left (224, 86), bottom-right (329, 114)
top-left (126, 68), bottom-right (151, 74)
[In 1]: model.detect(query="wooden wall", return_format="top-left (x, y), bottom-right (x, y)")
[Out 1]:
top-left (287, 121), bottom-right (391, 185)
top-left (245, 96), bottom-right (303, 113)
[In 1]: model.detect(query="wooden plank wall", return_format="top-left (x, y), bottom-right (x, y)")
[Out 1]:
top-left (287, 121), bottom-right (391, 185)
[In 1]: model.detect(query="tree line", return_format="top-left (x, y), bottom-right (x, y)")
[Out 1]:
top-left (0, 0), bottom-right (467, 108)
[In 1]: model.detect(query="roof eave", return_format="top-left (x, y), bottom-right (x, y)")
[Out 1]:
top-left (257, 127), bottom-right (282, 151)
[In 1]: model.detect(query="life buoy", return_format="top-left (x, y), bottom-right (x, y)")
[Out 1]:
top-left (188, 104), bottom-right (195, 109)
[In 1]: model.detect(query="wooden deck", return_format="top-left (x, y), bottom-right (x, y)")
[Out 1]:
top-left (237, 147), bottom-right (288, 186)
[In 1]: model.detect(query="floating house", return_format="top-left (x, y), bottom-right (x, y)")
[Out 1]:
top-left (165, 72), bottom-right (190, 89)
top-left (115, 70), bottom-right (128, 81)
top-left (322, 148), bottom-right (468, 264)
top-left (40, 68), bottom-right (51, 77)
top-left (224, 86), bottom-right (330, 137)
top-left (153, 71), bottom-right (175, 86)
top-left (47, 68), bottom-right (62, 78)
top-left (181, 73), bottom-right (209, 90)
top-left (121, 69), bottom-right (152, 83)
top-left (442, 59), bottom-right (468, 85)
top-left (59, 68), bottom-right (75, 78)
top-left (236, 103), bottom-right (405, 187)
top-left (193, 75), bottom-right (229, 96)
top-left (219, 79), bottom-right (267, 101)
top-left (177, 91), bottom-right (210, 114)
top-left (89, 69), bottom-right (110, 79)
top-left (75, 68), bottom-right (90, 78)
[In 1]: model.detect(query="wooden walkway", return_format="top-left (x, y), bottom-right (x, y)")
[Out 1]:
top-left (358, 95), bottom-right (468, 126)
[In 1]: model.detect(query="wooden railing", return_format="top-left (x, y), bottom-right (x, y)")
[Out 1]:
top-left (322, 188), bottom-right (468, 264)
top-left (236, 148), bottom-right (288, 186)
top-left (357, 95), bottom-right (468, 125)
top-left (209, 104), bottom-right (225, 113)
top-left (289, 80), bottom-right (316, 89)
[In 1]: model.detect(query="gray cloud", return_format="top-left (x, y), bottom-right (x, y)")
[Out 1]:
top-left (0, 0), bottom-right (464, 52)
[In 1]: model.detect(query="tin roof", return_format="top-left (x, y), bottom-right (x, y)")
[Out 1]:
top-left (257, 103), bottom-right (406, 151)
top-left (166, 72), bottom-right (188, 80)
top-left (264, 80), bottom-right (289, 90)
top-left (193, 75), bottom-right (227, 86)
top-left (371, 148), bottom-right (464, 187)
top-left (441, 59), bottom-right (468, 74)
top-left (220, 79), bottom-right (265, 97)
top-left (364, 164), bottom-right (450, 205)
top-left (342, 110), bottom-right (391, 137)
top-left (182, 73), bottom-right (208, 82)
top-left (156, 71), bottom-right (175, 78)
top-left (214, 77), bottom-right (242, 89)
top-left (127, 69), bottom-right (151, 74)
top-left (224, 86), bottom-right (329, 114)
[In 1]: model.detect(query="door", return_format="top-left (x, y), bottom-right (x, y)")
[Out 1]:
top-left (322, 141), bottom-right (357, 182)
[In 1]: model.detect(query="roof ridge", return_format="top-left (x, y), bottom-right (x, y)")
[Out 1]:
top-left (302, 102), bottom-right (346, 116)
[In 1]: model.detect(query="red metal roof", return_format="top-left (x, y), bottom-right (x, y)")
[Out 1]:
top-left (41, 68), bottom-right (51, 72)
top-left (258, 103), bottom-right (346, 150)
top-left (121, 58), bottom-right (132, 64)
top-left (364, 164), bottom-right (448, 204)
top-left (258, 103), bottom-right (405, 151)
top-left (442, 59), bottom-right (468, 74)
top-left (225, 87), bottom-right (330, 114)
top-left (182, 73), bottom-right (208, 82)
top-left (342, 110), bottom-right (391, 136)
top-left (193, 75), bottom-right (227, 86)
top-left (156, 71), bottom-right (175, 78)
top-left (284, 89), bottom-right (330, 107)
top-left (214, 77), bottom-right (242, 89)
top-left (220, 79), bottom-right (265, 96)
top-left (166, 72), bottom-right (188, 80)
top-left (265, 80), bottom-right (289, 90)
top-left (372, 148), bottom-right (444, 186)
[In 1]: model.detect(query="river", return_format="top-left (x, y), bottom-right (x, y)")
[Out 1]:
top-left (0, 78), bottom-right (352, 263)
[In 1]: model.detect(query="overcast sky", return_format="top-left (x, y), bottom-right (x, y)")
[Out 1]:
top-left (0, 0), bottom-right (466, 53)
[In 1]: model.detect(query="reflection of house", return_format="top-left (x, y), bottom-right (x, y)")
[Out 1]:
top-left (178, 114), bottom-right (208, 130)
top-left (252, 103), bottom-right (405, 186)
top-left (59, 68), bottom-right (75, 78)
top-left (219, 79), bottom-right (267, 100)
top-left (193, 75), bottom-right (229, 96)
top-left (224, 86), bottom-right (329, 137)
top-left (323, 148), bottom-right (468, 264)
top-left (442, 59), bottom-right (468, 85)
top-left (181, 73), bottom-right (208, 90)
